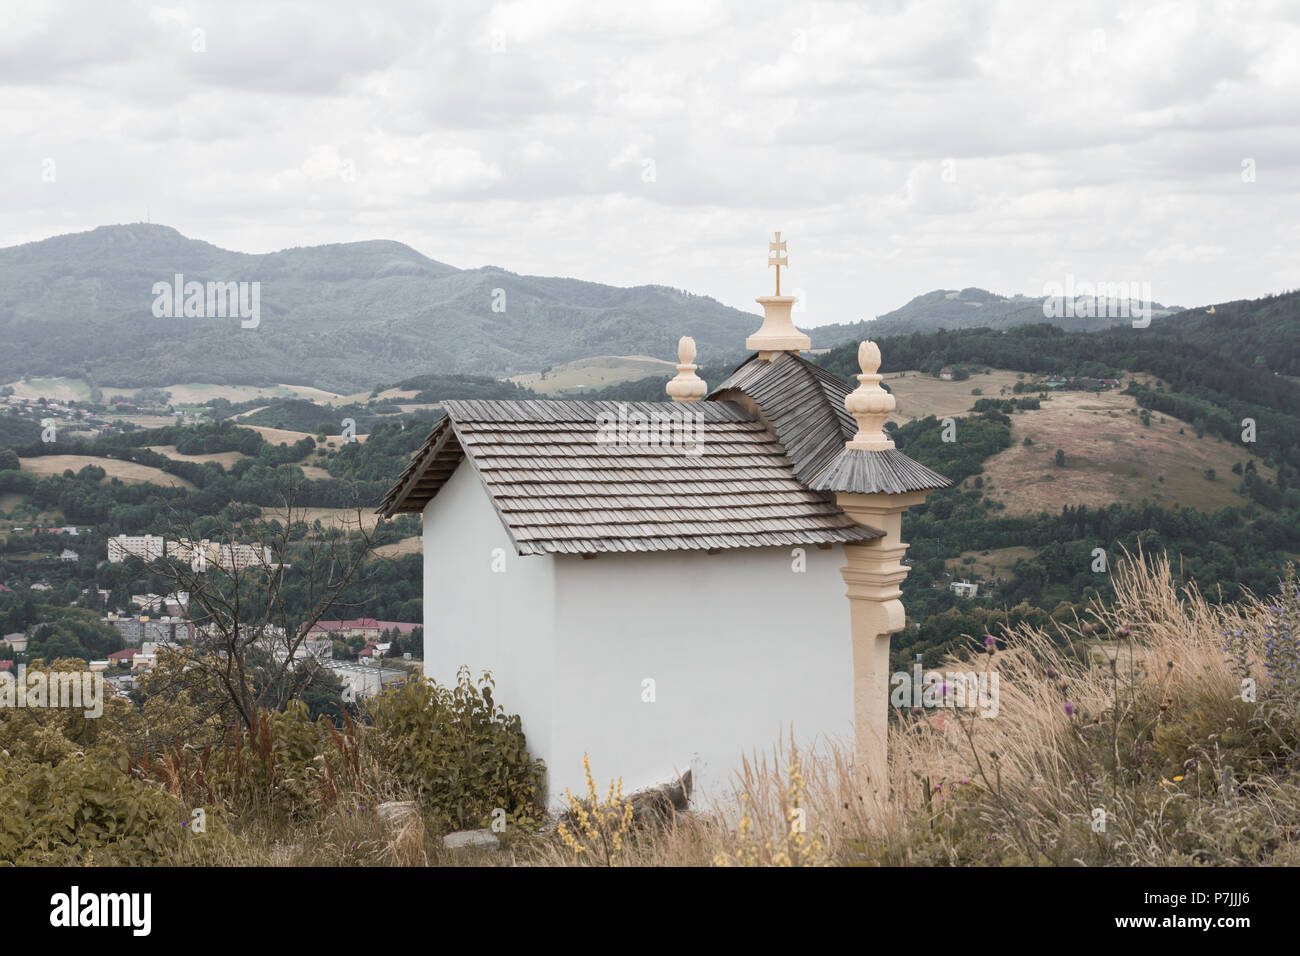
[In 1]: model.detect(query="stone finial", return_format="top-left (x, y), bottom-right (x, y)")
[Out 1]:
top-left (666, 336), bottom-right (707, 403)
top-left (844, 340), bottom-right (896, 450)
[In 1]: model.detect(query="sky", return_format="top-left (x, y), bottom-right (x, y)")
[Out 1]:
top-left (4, 0), bottom-right (1300, 326)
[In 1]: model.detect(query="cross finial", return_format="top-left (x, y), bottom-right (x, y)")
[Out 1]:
top-left (768, 231), bottom-right (788, 296)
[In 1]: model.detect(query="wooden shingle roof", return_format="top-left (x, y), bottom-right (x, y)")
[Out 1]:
top-left (378, 398), bottom-right (883, 555)
top-left (713, 352), bottom-right (952, 495)
top-left (807, 447), bottom-right (953, 495)
top-left (709, 352), bottom-right (859, 482)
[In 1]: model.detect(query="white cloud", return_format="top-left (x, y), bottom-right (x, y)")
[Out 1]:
top-left (3, 0), bottom-right (1299, 329)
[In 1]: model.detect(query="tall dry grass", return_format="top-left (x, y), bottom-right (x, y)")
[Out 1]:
top-left (518, 552), bottom-right (1300, 866)
top-left (123, 551), bottom-right (1300, 867)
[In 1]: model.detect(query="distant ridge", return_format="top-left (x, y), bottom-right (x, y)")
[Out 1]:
top-left (811, 286), bottom-right (1184, 348)
top-left (0, 224), bottom-right (757, 393)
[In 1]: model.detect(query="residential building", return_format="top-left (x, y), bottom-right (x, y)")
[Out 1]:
top-left (305, 618), bottom-right (420, 641)
top-left (323, 661), bottom-right (408, 702)
top-left (104, 614), bottom-right (194, 645)
top-left (107, 534), bottom-right (166, 563)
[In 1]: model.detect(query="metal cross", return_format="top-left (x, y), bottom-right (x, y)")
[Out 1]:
top-left (768, 232), bottom-right (788, 295)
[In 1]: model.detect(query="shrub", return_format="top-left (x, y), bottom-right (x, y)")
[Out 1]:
top-left (0, 754), bottom-right (181, 865)
top-left (366, 668), bottom-right (545, 832)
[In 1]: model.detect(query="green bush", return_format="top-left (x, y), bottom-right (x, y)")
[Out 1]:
top-left (0, 754), bottom-right (181, 865)
top-left (366, 668), bottom-right (545, 832)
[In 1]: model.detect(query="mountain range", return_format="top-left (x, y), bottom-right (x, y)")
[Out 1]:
top-left (0, 224), bottom-right (757, 393)
top-left (0, 224), bottom-right (1258, 394)
top-left (809, 286), bottom-right (1184, 346)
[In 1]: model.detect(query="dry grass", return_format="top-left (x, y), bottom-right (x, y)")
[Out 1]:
top-left (19, 454), bottom-right (195, 489)
top-left (146, 445), bottom-right (249, 467)
top-left (264, 506), bottom-right (385, 532)
top-left (509, 553), bottom-right (1300, 866)
top-left (53, 551), bottom-right (1300, 867)
top-left (509, 355), bottom-right (675, 396)
top-left (946, 545), bottom-right (1039, 581)
top-left (979, 390), bottom-right (1272, 515)
top-left (239, 425), bottom-right (368, 448)
top-left (883, 368), bottom-right (1027, 423)
top-left (372, 535), bottom-right (422, 558)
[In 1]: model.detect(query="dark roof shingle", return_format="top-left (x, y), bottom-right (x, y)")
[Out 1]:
top-left (807, 447), bottom-right (953, 495)
top-left (709, 352), bottom-right (857, 482)
top-left (379, 399), bottom-right (882, 554)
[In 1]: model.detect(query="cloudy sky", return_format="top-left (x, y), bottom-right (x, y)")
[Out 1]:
top-left (5, 0), bottom-right (1299, 325)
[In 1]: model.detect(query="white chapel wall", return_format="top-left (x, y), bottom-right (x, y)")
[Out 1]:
top-left (550, 543), bottom-right (854, 807)
top-left (421, 463), bottom-right (558, 769)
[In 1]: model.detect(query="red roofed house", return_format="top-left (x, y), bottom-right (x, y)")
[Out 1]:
top-left (305, 618), bottom-right (419, 641)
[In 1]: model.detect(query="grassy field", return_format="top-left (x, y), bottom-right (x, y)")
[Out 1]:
top-left (945, 544), bottom-right (1040, 581)
top-left (262, 506), bottom-right (385, 532)
top-left (18, 455), bottom-right (195, 489)
top-left (0, 378), bottom-right (346, 405)
top-left (145, 445), bottom-right (248, 467)
top-left (976, 390), bottom-right (1271, 515)
top-left (883, 368), bottom-right (1028, 423)
top-left (508, 355), bottom-right (675, 396)
top-left (242, 425), bottom-right (367, 447)
top-left (372, 535), bottom-right (422, 558)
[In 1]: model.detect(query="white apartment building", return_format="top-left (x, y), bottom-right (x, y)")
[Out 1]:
top-left (167, 538), bottom-right (273, 572)
top-left (107, 534), bottom-right (166, 563)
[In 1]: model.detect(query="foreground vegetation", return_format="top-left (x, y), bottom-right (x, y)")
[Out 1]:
top-left (3, 555), bottom-right (1299, 866)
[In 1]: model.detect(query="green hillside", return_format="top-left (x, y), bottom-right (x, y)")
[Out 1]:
top-left (0, 224), bottom-right (759, 393)
top-left (811, 286), bottom-right (1184, 346)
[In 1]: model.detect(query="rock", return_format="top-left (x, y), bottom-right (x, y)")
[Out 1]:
top-left (376, 801), bottom-right (418, 825)
top-left (442, 829), bottom-right (501, 851)
top-left (627, 769), bottom-right (692, 826)
top-left (539, 769), bottom-right (694, 835)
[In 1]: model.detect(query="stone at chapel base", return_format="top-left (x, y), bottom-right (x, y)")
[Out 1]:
top-left (442, 828), bottom-right (501, 851)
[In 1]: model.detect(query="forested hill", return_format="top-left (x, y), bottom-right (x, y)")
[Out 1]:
top-left (0, 224), bottom-right (758, 392)
top-left (1144, 290), bottom-right (1300, 377)
top-left (811, 286), bottom-right (1185, 347)
top-left (816, 321), bottom-right (1300, 474)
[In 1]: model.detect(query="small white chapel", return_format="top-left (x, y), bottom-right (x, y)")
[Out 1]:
top-left (379, 235), bottom-right (950, 806)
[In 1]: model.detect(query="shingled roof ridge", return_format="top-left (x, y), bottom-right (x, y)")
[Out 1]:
top-left (708, 351), bottom-right (857, 481)
top-left (443, 397), bottom-right (751, 424)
